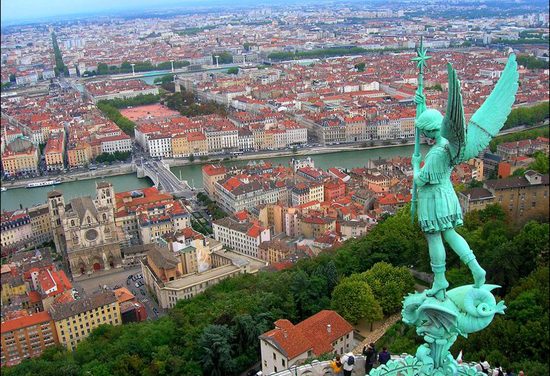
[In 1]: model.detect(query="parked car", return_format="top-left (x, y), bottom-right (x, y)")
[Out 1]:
top-left (140, 289), bottom-right (146, 295)
top-left (135, 282), bottom-right (140, 288)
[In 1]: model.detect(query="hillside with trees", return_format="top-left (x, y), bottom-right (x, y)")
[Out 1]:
top-left (4, 205), bottom-right (548, 376)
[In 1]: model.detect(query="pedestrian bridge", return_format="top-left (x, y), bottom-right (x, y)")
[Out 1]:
top-left (136, 159), bottom-right (193, 198)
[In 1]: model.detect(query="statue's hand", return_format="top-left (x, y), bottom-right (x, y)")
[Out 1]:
top-left (414, 92), bottom-right (426, 105)
top-left (412, 153), bottom-right (422, 168)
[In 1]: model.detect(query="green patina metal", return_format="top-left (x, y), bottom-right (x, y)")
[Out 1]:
top-left (374, 42), bottom-right (518, 375)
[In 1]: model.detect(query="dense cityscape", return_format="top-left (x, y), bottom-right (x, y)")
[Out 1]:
top-left (0, 1), bottom-right (548, 375)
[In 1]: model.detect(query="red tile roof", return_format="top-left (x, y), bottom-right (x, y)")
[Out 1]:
top-left (0, 311), bottom-right (52, 334)
top-left (260, 310), bottom-right (353, 359)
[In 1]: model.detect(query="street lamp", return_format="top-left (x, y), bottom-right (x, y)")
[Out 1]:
top-left (170, 60), bottom-right (174, 73)
top-left (131, 63), bottom-right (135, 76)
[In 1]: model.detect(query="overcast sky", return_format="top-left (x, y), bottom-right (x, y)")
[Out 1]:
top-left (0, 0), bottom-right (205, 24)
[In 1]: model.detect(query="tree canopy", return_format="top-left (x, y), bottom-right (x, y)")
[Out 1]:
top-left (5, 204), bottom-right (548, 376)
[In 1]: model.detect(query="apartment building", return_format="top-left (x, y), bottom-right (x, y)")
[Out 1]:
top-left (114, 187), bottom-right (190, 248)
top-left (141, 240), bottom-right (265, 309)
top-left (44, 135), bottom-right (65, 172)
top-left (202, 164), bottom-right (227, 199)
top-left (1, 137), bottom-right (39, 176)
top-left (213, 216), bottom-right (271, 258)
top-left (67, 142), bottom-right (92, 168)
top-left (28, 204), bottom-right (53, 246)
top-left (473, 171), bottom-right (549, 224)
top-left (1, 210), bottom-right (32, 249)
top-left (49, 291), bottom-right (120, 351)
top-left (0, 311), bottom-right (59, 367)
top-left (215, 176), bottom-right (287, 214)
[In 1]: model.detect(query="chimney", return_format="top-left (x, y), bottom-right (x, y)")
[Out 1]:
top-left (326, 324), bottom-right (331, 334)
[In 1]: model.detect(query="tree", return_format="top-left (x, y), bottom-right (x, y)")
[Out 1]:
top-left (528, 151), bottom-right (549, 174)
top-left (292, 146), bottom-right (298, 154)
top-left (189, 154), bottom-right (195, 162)
top-left (330, 279), bottom-right (382, 325)
top-left (199, 325), bottom-right (234, 376)
top-left (354, 62), bottom-right (366, 72)
top-left (227, 67), bottom-right (239, 75)
top-left (358, 262), bottom-right (415, 315)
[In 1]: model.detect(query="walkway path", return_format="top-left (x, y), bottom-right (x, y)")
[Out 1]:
top-left (353, 313), bottom-right (402, 353)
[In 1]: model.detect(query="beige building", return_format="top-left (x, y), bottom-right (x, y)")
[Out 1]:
top-left (67, 142), bottom-right (92, 168)
top-left (44, 135), bottom-right (65, 172)
top-left (300, 216), bottom-right (336, 239)
top-left (460, 171), bottom-right (549, 225)
top-left (49, 291), bottom-right (121, 351)
top-left (28, 204), bottom-right (53, 246)
top-left (171, 133), bottom-right (189, 158)
top-left (258, 239), bottom-right (294, 264)
top-left (187, 132), bottom-right (209, 156)
top-left (141, 240), bottom-right (266, 309)
top-left (1, 137), bottom-right (39, 176)
top-left (202, 164), bottom-right (227, 199)
top-left (255, 204), bottom-right (285, 234)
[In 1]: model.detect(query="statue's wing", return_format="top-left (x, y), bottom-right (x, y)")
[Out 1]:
top-left (441, 63), bottom-right (466, 166)
top-left (462, 54), bottom-right (519, 161)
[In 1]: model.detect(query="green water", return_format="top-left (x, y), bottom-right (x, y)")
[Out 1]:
top-left (1, 145), bottom-right (426, 211)
top-left (1, 174), bottom-right (153, 212)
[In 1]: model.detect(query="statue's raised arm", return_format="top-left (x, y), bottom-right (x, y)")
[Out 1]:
top-left (441, 54), bottom-right (519, 167)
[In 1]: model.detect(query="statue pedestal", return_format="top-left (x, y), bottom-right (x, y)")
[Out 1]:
top-left (369, 355), bottom-right (484, 376)
top-left (371, 285), bottom-right (505, 376)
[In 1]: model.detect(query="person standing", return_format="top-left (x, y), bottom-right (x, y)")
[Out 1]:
top-left (330, 354), bottom-right (343, 376)
top-left (341, 352), bottom-right (355, 376)
top-left (362, 342), bottom-right (377, 375)
top-left (492, 362), bottom-right (504, 376)
top-left (475, 355), bottom-right (491, 374)
top-left (378, 347), bottom-right (391, 365)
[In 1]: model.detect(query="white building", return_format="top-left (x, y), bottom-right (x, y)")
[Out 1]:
top-left (100, 134), bottom-right (132, 154)
top-left (213, 216), bottom-right (271, 258)
top-left (148, 134), bottom-right (173, 158)
top-left (259, 310), bottom-right (354, 375)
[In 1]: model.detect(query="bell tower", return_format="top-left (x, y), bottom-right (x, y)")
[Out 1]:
top-left (96, 181), bottom-right (115, 209)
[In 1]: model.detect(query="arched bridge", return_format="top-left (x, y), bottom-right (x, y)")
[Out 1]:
top-left (137, 159), bottom-right (194, 198)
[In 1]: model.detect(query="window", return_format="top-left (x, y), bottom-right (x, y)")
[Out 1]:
top-left (273, 353), bottom-right (276, 360)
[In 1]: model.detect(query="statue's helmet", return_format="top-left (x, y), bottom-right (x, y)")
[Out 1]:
top-left (416, 109), bottom-right (444, 131)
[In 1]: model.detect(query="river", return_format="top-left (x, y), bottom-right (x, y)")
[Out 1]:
top-left (1, 145), bottom-right (427, 211)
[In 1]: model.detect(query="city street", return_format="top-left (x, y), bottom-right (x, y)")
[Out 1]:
top-left (73, 266), bottom-right (164, 320)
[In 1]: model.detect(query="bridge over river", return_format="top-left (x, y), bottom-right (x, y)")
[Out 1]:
top-left (136, 159), bottom-right (195, 198)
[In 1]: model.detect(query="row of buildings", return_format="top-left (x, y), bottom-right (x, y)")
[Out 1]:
top-left (0, 248), bottom-right (147, 367)
top-left (1, 86), bottom-right (136, 176)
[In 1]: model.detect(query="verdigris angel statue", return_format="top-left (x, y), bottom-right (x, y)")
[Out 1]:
top-left (412, 54), bottom-right (519, 300)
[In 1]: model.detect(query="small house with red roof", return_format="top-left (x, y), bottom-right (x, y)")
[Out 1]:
top-left (259, 310), bottom-right (354, 374)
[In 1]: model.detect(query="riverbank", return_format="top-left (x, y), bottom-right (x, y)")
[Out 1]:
top-left (1, 164), bottom-right (136, 190)
top-left (165, 141), bottom-right (417, 167)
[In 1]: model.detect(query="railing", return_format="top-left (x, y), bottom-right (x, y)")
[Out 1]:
top-left (266, 355), bottom-right (483, 376)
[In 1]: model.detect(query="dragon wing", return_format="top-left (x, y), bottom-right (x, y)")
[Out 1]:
top-left (419, 304), bottom-right (459, 334)
top-left (441, 62), bottom-right (466, 167)
top-left (462, 54), bottom-right (519, 161)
